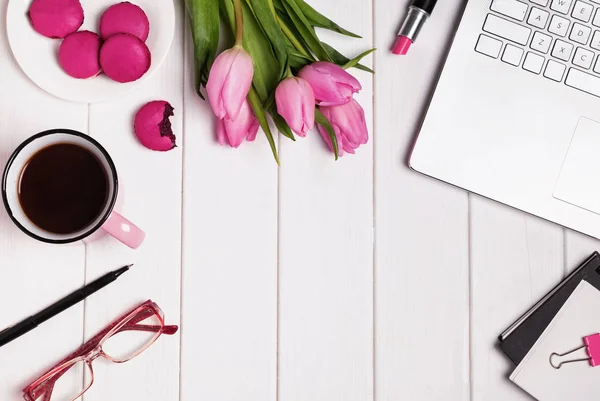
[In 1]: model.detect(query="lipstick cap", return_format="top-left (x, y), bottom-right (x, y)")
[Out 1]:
top-left (412, 0), bottom-right (436, 14)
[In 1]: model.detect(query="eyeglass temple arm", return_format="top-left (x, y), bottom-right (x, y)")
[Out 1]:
top-left (111, 307), bottom-right (178, 335)
top-left (42, 384), bottom-right (54, 401)
top-left (119, 324), bottom-right (179, 335)
top-left (29, 310), bottom-right (177, 399)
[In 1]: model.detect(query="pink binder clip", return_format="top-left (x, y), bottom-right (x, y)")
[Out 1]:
top-left (550, 334), bottom-right (600, 369)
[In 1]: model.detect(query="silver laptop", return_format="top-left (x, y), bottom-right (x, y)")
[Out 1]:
top-left (411, 0), bottom-right (600, 239)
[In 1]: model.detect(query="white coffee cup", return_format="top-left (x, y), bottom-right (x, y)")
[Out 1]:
top-left (2, 129), bottom-right (145, 248)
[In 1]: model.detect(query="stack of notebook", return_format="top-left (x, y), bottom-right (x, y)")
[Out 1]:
top-left (499, 252), bottom-right (600, 400)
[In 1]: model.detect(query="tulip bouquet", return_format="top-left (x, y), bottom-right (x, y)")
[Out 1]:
top-left (184, 0), bottom-right (374, 162)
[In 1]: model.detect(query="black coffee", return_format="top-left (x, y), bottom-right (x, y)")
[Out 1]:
top-left (18, 143), bottom-right (109, 235)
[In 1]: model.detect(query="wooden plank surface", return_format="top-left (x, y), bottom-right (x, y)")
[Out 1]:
top-left (374, 1), bottom-right (470, 400)
top-left (470, 197), bottom-right (564, 401)
top-left (277, 1), bottom-right (374, 400)
top-left (0, 0), bottom-right (88, 396)
top-left (565, 231), bottom-right (600, 268)
top-left (178, 8), bottom-right (279, 401)
top-left (81, 3), bottom-right (185, 400)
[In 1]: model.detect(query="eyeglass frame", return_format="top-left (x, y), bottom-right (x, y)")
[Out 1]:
top-left (22, 300), bottom-right (178, 401)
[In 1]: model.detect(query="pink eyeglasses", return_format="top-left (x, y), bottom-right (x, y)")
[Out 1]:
top-left (22, 300), bottom-right (178, 401)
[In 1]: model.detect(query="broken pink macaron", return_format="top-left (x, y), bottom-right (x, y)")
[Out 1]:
top-left (58, 31), bottom-right (101, 79)
top-left (100, 2), bottom-right (150, 42)
top-left (28, 0), bottom-right (84, 39)
top-left (99, 33), bottom-right (151, 83)
top-left (134, 101), bottom-right (176, 151)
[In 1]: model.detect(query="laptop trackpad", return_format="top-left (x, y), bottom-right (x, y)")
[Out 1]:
top-left (554, 117), bottom-right (600, 215)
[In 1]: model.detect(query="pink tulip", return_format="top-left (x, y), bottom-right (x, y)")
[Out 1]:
top-left (275, 77), bottom-right (315, 137)
top-left (318, 99), bottom-right (368, 156)
top-left (207, 47), bottom-right (254, 120)
top-left (298, 62), bottom-right (361, 106)
top-left (217, 100), bottom-right (259, 148)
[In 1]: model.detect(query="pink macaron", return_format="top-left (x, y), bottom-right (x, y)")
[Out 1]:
top-left (28, 0), bottom-right (84, 39)
top-left (58, 31), bottom-right (102, 79)
top-left (99, 33), bottom-right (151, 83)
top-left (134, 101), bottom-right (176, 151)
top-left (99, 2), bottom-right (150, 42)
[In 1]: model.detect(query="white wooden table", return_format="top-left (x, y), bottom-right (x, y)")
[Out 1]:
top-left (0, 0), bottom-right (596, 400)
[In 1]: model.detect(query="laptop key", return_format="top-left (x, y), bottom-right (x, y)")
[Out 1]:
top-left (483, 14), bottom-right (531, 45)
top-left (552, 39), bottom-right (574, 60)
top-left (523, 52), bottom-right (545, 73)
top-left (591, 31), bottom-right (600, 49)
top-left (566, 68), bottom-right (600, 96)
top-left (475, 34), bottom-right (503, 58)
top-left (572, 1), bottom-right (593, 22)
top-left (531, 31), bottom-right (553, 53)
top-left (573, 47), bottom-right (594, 69)
top-left (502, 44), bottom-right (524, 65)
top-left (594, 9), bottom-right (600, 27)
top-left (531, 0), bottom-right (549, 5)
top-left (593, 55), bottom-right (600, 73)
top-left (528, 7), bottom-right (550, 29)
top-left (570, 22), bottom-right (592, 44)
top-left (551, 0), bottom-right (574, 14)
top-left (544, 60), bottom-right (567, 81)
top-left (549, 15), bottom-right (571, 36)
top-left (491, 0), bottom-right (528, 21)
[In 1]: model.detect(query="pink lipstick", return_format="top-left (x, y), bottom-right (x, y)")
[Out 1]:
top-left (393, 0), bottom-right (438, 56)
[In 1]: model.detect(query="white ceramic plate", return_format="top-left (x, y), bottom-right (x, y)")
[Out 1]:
top-left (6, 0), bottom-right (175, 103)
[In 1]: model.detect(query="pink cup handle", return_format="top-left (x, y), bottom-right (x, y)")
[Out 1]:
top-left (101, 211), bottom-right (146, 249)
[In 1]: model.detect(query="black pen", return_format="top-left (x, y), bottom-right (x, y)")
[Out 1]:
top-left (0, 264), bottom-right (131, 348)
top-left (393, 0), bottom-right (438, 55)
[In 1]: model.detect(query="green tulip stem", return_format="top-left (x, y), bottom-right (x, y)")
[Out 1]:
top-left (234, 0), bottom-right (244, 46)
top-left (267, 0), bottom-right (276, 16)
top-left (276, 15), bottom-right (310, 59)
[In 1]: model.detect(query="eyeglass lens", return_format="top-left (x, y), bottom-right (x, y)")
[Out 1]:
top-left (47, 360), bottom-right (93, 401)
top-left (46, 308), bottom-right (162, 401)
top-left (102, 309), bottom-right (163, 362)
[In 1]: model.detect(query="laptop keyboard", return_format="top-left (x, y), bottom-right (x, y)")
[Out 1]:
top-left (477, 0), bottom-right (600, 98)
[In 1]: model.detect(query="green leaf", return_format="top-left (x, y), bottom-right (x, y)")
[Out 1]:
top-left (322, 43), bottom-right (374, 73)
top-left (248, 87), bottom-right (280, 164)
top-left (276, 11), bottom-right (314, 62)
top-left (184, 0), bottom-right (220, 97)
top-left (219, 0), bottom-right (234, 27)
top-left (272, 0), bottom-right (286, 14)
top-left (343, 48), bottom-right (376, 70)
top-left (315, 108), bottom-right (339, 160)
top-left (294, 0), bottom-right (361, 38)
top-left (281, 0), bottom-right (333, 62)
top-left (288, 50), bottom-right (313, 70)
top-left (264, 92), bottom-right (276, 112)
top-left (244, 0), bottom-right (289, 80)
top-left (270, 109), bottom-right (296, 141)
